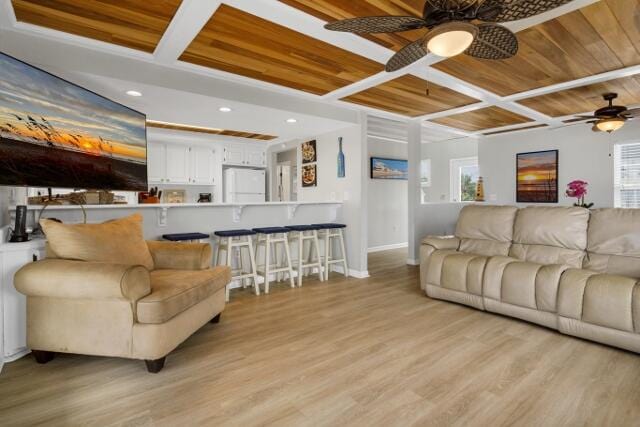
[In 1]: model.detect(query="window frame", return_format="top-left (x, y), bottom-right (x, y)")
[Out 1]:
top-left (449, 157), bottom-right (479, 203)
top-left (613, 140), bottom-right (640, 208)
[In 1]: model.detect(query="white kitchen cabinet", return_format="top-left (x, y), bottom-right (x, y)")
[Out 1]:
top-left (223, 145), bottom-right (266, 167)
top-left (1, 239), bottom-right (46, 364)
top-left (246, 149), bottom-right (266, 167)
top-left (147, 141), bottom-right (166, 183)
top-left (190, 147), bottom-right (216, 184)
top-left (223, 146), bottom-right (245, 166)
top-left (164, 145), bottom-right (190, 184)
top-left (148, 142), bottom-right (216, 185)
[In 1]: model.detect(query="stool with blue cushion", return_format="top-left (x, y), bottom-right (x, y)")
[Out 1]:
top-left (253, 227), bottom-right (295, 293)
top-left (285, 225), bottom-right (323, 287)
top-left (162, 232), bottom-right (210, 242)
top-left (312, 223), bottom-right (348, 280)
top-left (214, 229), bottom-right (259, 301)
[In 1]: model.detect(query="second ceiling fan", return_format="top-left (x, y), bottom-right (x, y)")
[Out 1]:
top-left (324, 0), bottom-right (572, 72)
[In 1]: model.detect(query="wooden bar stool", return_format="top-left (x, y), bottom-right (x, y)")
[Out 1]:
top-left (312, 223), bottom-right (348, 280)
top-left (285, 225), bottom-right (324, 287)
top-left (252, 227), bottom-right (295, 293)
top-left (214, 229), bottom-right (259, 301)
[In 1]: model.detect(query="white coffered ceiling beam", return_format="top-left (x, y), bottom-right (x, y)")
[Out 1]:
top-left (0, 0), bottom-right (16, 29)
top-left (153, 0), bottom-right (221, 64)
top-left (503, 64), bottom-right (640, 102)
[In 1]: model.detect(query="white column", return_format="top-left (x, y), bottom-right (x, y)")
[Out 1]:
top-left (407, 120), bottom-right (422, 265)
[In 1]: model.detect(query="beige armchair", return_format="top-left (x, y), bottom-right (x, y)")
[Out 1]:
top-left (15, 239), bottom-right (230, 373)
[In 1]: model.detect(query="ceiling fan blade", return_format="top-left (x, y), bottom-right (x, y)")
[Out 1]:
top-left (564, 115), bottom-right (597, 123)
top-left (324, 16), bottom-right (426, 34)
top-left (385, 38), bottom-right (429, 72)
top-left (465, 24), bottom-right (518, 60)
top-left (622, 108), bottom-right (640, 118)
top-left (482, 0), bottom-right (573, 23)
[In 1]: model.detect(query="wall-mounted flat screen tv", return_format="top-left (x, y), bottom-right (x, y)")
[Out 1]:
top-left (0, 52), bottom-right (147, 191)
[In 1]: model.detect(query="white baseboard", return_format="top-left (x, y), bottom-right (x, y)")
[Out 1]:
top-left (406, 258), bottom-right (419, 266)
top-left (4, 348), bottom-right (30, 362)
top-left (367, 242), bottom-right (408, 253)
top-left (331, 264), bottom-right (369, 278)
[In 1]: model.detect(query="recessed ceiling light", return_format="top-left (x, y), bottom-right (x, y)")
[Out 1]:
top-left (219, 107), bottom-right (232, 112)
top-left (126, 90), bottom-right (142, 97)
top-left (286, 118), bottom-right (297, 123)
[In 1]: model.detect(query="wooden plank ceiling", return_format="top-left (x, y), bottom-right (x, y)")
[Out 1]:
top-left (434, 0), bottom-right (640, 97)
top-left (519, 75), bottom-right (640, 117)
top-left (11, 0), bottom-right (182, 53)
top-left (278, 0), bottom-right (426, 51)
top-left (430, 106), bottom-right (532, 132)
top-left (146, 120), bottom-right (277, 141)
top-left (341, 75), bottom-right (477, 117)
top-left (179, 4), bottom-right (383, 96)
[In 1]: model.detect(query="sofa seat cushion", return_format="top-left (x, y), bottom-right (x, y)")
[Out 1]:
top-left (558, 269), bottom-right (640, 333)
top-left (137, 267), bottom-right (230, 324)
top-left (483, 256), bottom-right (569, 313)
top-left (426, 250), bottom-right (488, 296)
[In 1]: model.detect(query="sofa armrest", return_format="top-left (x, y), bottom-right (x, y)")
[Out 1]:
top-left (421, 236), bottom-right (460, 250)
top-left (146, 240), bottom-right (212, 270)
top-left (419, 236), bottom-right (460, 291)
top-left (14, 259), bottom-right (150, 301)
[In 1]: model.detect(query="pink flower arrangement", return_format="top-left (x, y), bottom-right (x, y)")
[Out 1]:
top-left (565, 180), bottom-right (593, 208)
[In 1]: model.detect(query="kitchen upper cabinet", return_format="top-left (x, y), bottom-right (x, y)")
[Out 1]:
top-left (246, 149), bottom-right (266, 167)
top-left (223, 144), bottom-right (266, 167)
top-left (164, 145), bottom-right (190, 184)
top-left (148, 142), bottom-right (216, 185)
top-left (147, 141), bottom-right (166, 183)
top-left (190, 147), bottom-right (216, 184)
top-left (223, 146), bottom-right (245, 166)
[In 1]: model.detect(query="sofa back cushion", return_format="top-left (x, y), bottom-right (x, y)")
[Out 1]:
top-left (509, 206), bottom-right (589, 268)
top-left (41, 213), bottom-right (155, 270)
top-left (455, 205), bottom-right (518, 256)
top-left (584, 208), bottom-right (640, 278)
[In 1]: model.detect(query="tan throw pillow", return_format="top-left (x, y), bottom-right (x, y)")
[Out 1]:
top-left (41, 213), bottom-right (154, 270)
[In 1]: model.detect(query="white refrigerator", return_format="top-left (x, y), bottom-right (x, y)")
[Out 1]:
top-left (224, 168), bottom-right (266, 202)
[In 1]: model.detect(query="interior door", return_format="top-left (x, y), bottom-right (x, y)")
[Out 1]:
top-left (191, 147), bottom-right (215, 184)
top-left (165, 145), bottom-right (190, 184)
top-left (147, 141), bottom-right (166, 183)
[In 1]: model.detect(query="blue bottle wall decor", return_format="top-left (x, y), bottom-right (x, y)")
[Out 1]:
top-left (337, 137), bottom-right (345, 178)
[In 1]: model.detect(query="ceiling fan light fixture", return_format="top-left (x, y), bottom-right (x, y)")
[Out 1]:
top-left (425, 22), bottom-right (477, 58)
top-left (595, 117), bottom-right (625, 133)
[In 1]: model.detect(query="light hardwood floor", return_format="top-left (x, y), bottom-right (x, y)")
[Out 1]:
top-left (1, 249), bottom-right (639, 426)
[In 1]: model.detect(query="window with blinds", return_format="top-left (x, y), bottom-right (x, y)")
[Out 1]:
top-left (614, 142), bottom-right (640, 208)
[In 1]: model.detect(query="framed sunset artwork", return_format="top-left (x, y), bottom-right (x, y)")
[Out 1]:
top-left (516, 150), bottom-right (558, 203)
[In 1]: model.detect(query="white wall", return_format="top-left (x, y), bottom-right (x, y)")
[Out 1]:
top-left (268, 121), bottom-right (369, 275)
top-left (367, 139), bottom-right (407, 250)
top-left (422, 139), bottom-right (478, 203)
top-left (478, 121), bottom-right (640, 208)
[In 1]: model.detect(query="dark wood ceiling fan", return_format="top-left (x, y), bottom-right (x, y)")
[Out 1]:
top-left (570, 93), bottom-right (640, 133)
top-left (324, 0), bottom-right (572, 72)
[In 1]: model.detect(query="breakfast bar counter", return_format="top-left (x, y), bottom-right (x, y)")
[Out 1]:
top-left (11, 201), bottom-right (344, 241)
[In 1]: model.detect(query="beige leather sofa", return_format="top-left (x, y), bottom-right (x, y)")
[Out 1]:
top-left (421, 205), bottom-right (640, 354)
top-left (15, 240), bottom-right (230, 373)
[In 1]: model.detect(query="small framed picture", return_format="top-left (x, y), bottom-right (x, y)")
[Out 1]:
top-left (301, 140), bottom-right (317, 164)
top-left (301, 164), bottom-right (317, 187)
top-left (164, 189), bottom-right (186, 204)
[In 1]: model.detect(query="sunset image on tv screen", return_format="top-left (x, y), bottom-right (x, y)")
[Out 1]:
top-left (0, 52), bottom-right (147, 191)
